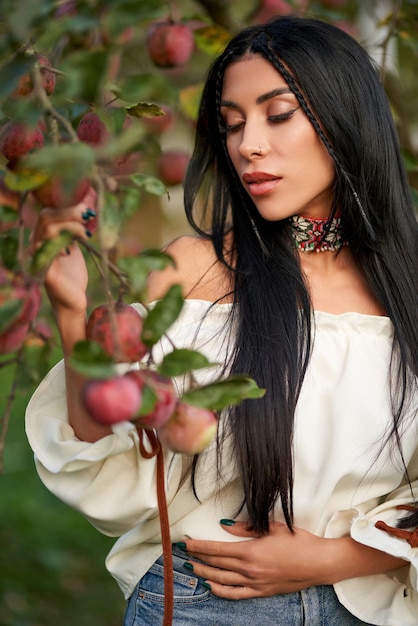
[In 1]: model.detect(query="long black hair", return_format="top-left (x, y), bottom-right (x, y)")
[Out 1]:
top-left (184, 16), bottom-right (418, 534)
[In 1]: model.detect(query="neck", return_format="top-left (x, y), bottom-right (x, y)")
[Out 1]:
top-left (290, 214), bottom-right (349, 253)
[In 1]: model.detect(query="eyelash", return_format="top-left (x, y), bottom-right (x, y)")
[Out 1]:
top-left (221, 108), bottom-right (297, 134)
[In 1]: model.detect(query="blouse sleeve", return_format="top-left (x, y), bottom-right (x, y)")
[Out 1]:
top-left (25, 300), bottom-right (230, 538)
top-left (25, 359), bottom-right (182, 538)
top-left (325, 458), bottom-right (418, 624)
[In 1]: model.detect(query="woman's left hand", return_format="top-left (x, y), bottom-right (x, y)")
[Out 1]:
top-left (181, 520), bottom-right (333, 599)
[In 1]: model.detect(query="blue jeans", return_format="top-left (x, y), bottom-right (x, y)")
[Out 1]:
top-left (124, 546), bottom-right (374, 626)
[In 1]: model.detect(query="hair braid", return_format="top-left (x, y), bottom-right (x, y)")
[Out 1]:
top-left (252, 37), bottom-right (376, 241)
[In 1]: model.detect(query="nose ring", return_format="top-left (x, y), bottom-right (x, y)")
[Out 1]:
top-left (258, 146), bottom-right (263, 156)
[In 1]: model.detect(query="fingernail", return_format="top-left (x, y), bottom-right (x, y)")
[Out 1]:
top-left (174, 541), bottom-right (187, 551)
top-left (65, 247), bottom-right (71, 255)
top-left (85, 229), bottom-right (92, 238)
top-left (183, 562), bottom-right (194, 572)
top-left (203, 581), bottom-right (212, 590)
top-left (81, 209), bottom-right (97, 221)
top-left (220, 519), bottom-right (235, 526)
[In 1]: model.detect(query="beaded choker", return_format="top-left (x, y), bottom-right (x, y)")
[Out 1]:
top-left (290, 214), bottom-right (349, 253)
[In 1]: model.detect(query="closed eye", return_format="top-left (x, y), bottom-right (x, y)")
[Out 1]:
top-left (268, 107), bottom-right (299, 123)
top-left (220, 107), bottom-right (299, 134)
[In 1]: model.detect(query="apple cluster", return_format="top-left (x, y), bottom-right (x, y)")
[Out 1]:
top-left (82, 302), bottom-right (218, 455)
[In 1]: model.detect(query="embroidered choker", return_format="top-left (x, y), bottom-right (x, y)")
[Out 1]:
top-left (290, 214), bottom-right (349, 253)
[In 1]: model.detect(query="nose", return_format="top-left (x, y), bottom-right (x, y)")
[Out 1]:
top-left (238, 125), bottom-right (266, 160)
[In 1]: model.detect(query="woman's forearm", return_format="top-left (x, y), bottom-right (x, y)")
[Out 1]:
top-left (56, 308), bottom-right (113, 442)
top-left (324, 536), bottom-right (407, 584)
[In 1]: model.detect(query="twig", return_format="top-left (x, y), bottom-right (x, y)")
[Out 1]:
top-left (75, 236), bottom-right (130, 295)
top-left (31, 59), bottom-right (78, 142)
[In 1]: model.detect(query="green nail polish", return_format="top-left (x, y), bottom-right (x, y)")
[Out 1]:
top-left (220, 518), bottom-right (235, 526)
top-left (203, 581), bottom-right (212, 591)
top-left (85, 229), bottom-right (92, 238)
top-left (183, 562), bottom-right (194, 572)
top-left (174, 541), bottom-right (187, 550)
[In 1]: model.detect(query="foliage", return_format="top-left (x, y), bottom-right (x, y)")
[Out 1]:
top-left (0, 0), bottom-right (417, 623)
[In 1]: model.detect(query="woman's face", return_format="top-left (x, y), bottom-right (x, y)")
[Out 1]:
top-left (220, 54), bottom-right (336, 221)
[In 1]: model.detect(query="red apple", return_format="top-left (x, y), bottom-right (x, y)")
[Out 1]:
top-left (127, 369), bottom-right (177, 429)
top-left (86, 302), bottom-right (147, 363)
top-left (157, 401), bottom-right (218, 454)
top-left (32, 176), bottom-right (90, 210)
top-left (0, 268), bottom-right (42, 354)
top-left (12, 54), bottom-right (56, 98)
top-left (146, 20), bottom-right (195, 68)
top-left (157, 149), bottom-right (190, 186)
top-left (82, 375), bottom-right (142, 424)
top-left (0, 121), bottom-right (44, 165)
top-left (77, 112), bottom-right (109, 146)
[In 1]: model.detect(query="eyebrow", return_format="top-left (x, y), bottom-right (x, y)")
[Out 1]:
top-left (220, 87), bottom-right (293, 109)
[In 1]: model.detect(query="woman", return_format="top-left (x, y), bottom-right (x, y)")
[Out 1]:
top-left (26, 16), bottom-right (418, 626)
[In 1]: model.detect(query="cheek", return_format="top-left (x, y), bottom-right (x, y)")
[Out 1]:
top-left (225, 137), bottom-right (240, 166)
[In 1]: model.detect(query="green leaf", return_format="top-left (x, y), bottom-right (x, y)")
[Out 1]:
top-left (158, 349), bottom-right (215, 377)
top-left (194, 25), bottom-right (231, 56)
top-left (181, 376), bottom-right (265, 410)
top-left (118, 185), bottom-right (142, 220)
top-left (4, 167), bottom-right (49, 193)
top-left (118, 249), bottom-right (175, 295)
top-left (99, 192), bottom-right (123, 250)
top-left (16, 342), bottom-right (54, 389)
top-left (0, 297), bottom-right (23, 332)
top-left (102, 0), bottom-right (165, 39)
top-left (0, 53), bottom-right (32, 99)
top-left (142, 284), bottom-right (183, 347)
top-left (0, 205), bottom-right (18, 224)
top-left (126, 102), bottom-right (166, 119)
top-left (0, 230), bottom-right (19, 269)
top-left (24, 142), bottom-right (96, 181)
top-left (98, 106), bottom-right (127, 135)
top-left (96, 124), bottom-right (145, 161)
top-left (69, 340), bottom-right (116, 379)
top-left (29, 231), bottom-right (74, 275)
top-left (130, 173), bottom-right (167, 196)
top-left (136, 384), bottom-right (157, 416)
top-left (179, 84), bottom-right (203, 122)
top-left (58, 49), bottom-right (109, 102)
top-left (113, 73), bottom-right (175, 104)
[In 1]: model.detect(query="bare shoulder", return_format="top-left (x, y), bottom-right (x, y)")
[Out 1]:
top-left (146, 234), bottom-right (233, 303)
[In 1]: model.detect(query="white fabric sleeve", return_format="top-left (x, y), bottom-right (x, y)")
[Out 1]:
top-left (325, 474), bottom-right (418, 625)
top-left (25, 359), bottom-right (182, 538)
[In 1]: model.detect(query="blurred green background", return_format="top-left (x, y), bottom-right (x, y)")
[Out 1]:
top-left (0, 355), bottom-right (125, 626)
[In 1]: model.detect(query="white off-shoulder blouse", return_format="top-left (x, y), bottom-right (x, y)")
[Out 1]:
top-left (25, 299), bottom-right (418, 625)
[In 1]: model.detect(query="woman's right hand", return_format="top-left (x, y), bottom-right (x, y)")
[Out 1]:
top-left (30, 187), bottom-right (97, 317)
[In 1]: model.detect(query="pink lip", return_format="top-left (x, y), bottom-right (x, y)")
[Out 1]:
top-left (242, 171), bottom-right (281, 197)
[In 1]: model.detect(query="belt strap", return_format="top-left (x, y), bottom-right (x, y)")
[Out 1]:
top-left (138, 428), bottom-right (174, 626)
